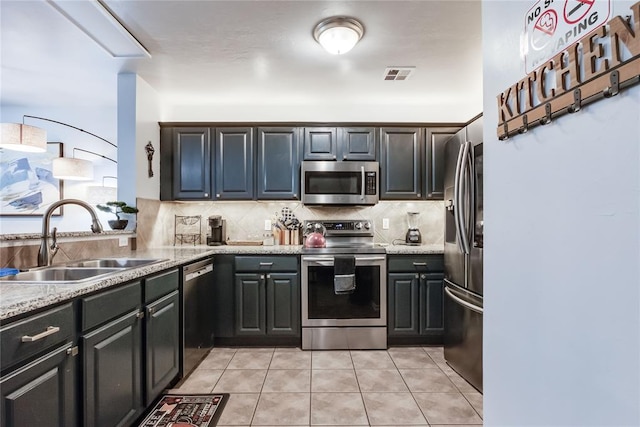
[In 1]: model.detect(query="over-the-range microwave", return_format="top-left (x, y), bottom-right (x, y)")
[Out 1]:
top-left (301, 161), bottom-right (379, 205)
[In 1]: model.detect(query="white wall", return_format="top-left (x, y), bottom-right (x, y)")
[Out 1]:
top-left (483, 1), bottom-right (640, 425)
top-left (0, 106), bottom-right (118, 233)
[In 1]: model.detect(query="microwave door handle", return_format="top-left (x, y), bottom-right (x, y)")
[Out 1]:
top-left (360, 166), bottom-right (365, 201)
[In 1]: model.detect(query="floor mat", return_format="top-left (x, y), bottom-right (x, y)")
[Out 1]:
top-left (136, 393), bottom-right (229, 427)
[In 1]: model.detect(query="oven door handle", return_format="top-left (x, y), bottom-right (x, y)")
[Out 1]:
top-left (302, 256), bottom-right (386, 265)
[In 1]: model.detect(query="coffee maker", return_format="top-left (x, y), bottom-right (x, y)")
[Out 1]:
top-left (405, 211), bottom-right (422, 245)
top-left (206, 215), bottom-right (226, 246)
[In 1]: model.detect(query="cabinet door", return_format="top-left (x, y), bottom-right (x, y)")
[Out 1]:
top-left (338, 127), bottom-right (377, 161)
top-left (171, 127), bottom-right (212, 200)
top-left (214, 127), bottom-right (254, 200)
top-left (266, 272), bottom-right (300, 336)
top-left (235, 273), bottom-right (266, 336)
top-left (257, 127), bottom-right (301, 199)
top-left (1, 343), bottom-right (77, 427)
top-left (387, 273), bottom-right (420, 337)
top-left (420, 276), bottom-right (444, 335)
top-left (303, 127), bottom-right (337, 160)
top-left (380, 128), bottom-right (424, 199)
top-left (425, 127), bottom-right (459, 200)
top-left (82, 311), bottom-right (142, 427)
top-left (145, 291), bottom-right (179, 404)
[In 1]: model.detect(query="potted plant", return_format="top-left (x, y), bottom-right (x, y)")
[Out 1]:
top-left (97, 201), bottom-right (139, 230)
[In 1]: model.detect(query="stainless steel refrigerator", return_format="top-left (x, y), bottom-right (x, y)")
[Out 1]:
top-left (443, 115), bottom-right (483, 392)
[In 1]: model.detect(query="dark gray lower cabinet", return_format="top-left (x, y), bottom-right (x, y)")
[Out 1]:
top-left (0, 343), bottom-right (78, 427)
top-left (388, 255), bottom-right (444, 344)
top-left (235, 256), bottom-right (300, 339)
top-left (145, 290), bottom-right (179, 404)
top-left (235, 272), bottom-right (299, 337)
top-left (82, 310), bottom-right (143, 427)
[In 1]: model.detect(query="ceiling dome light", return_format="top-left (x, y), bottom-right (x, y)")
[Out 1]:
top-left (313, 16), bottom-right (364, 55)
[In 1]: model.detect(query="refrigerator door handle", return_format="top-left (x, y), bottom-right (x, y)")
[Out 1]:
top-left (458, 141), bottom-right (472, 255)
top-left (463, 141), bottom-right (474, 254)
top-left (445, 286), bottom-right (483, 314)
top-left (453, 143), bottom-right (466, 254)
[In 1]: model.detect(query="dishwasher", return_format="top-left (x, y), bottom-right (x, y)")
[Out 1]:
top-left (182, 257), bottom-right (215, 378)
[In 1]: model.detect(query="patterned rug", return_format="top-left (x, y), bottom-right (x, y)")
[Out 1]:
top-left (137, 394), bottom-right (229, 427)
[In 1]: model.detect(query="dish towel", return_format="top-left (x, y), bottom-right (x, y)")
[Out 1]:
top-left (334, 255), bottom-right (356, 295)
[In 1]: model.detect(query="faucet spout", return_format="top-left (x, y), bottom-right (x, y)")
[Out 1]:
top-left (38, 199), bottom-right (104, 267)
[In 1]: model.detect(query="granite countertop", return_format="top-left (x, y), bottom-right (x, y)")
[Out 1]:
top-left (0, 243), bottom-right (443, 322)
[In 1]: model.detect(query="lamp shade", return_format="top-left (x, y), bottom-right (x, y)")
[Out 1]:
top-left (52, 157), bottom-right (94, 180)
top-left (314, 17), bottom-right (364, 55)
top-left (0, 123), bottom-right (47, 152)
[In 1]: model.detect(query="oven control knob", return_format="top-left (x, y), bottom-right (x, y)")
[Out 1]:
top-left (355, 222), bottom-right (363, 230)
top-left (363, 221), bottom-right (371, 230)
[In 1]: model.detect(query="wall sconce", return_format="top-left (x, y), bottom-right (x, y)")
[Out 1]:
top-left (0, 122), bottom-right (47, 152)
top-left (313, 16), bottom-right (364, 55)
top-left (53, 148), bottom-right (117, 181)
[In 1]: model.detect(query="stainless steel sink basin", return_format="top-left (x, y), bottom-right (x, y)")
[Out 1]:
top-left (63, 258), bottom-right (165, 269)
top-left (0, 267), bottom-right (124, 283)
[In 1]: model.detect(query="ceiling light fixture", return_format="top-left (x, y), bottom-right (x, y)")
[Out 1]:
top-left (0, 123), bottom-right (47, 153)
top-left (313, 16), bottom-right (364, 55)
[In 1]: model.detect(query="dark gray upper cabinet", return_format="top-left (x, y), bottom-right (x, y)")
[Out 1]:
top-left (425, 127), bottom-right (460, 200)
top-left (303, 127), bottom-right (337, 160)
top-left (214, 127), bottom-right (255, 200)
top-left (257, 127), bottom-right (301, 200)
top-left (338, 127), bottom-right (377, 160)
top-left (303, 127), bottom-right (376, 161)
top-left (380, 127), bottom-right (424, 199)
top-left (162, 127), bottom-right (211, 200)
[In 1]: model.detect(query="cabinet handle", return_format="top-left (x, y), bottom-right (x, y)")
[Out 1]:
top-left (343, 155), bottom-right (347, 160)
top-left (259, 262), bottom-right (273, 267)
top-left (417, 193), bottom-right (421, 197)
top-left (148, 307), bottom-right (155, 315)
top-left (204, 193), bottom-right (209, 197)
top-left (412, 262), bottom-right (427, 267)
top-left (216, 194), bottom-right (220, 198)
top-left (415, 274), bottom-right (419, 279)
top-left (136, 311), bottom-right (145, 319)
top-left (420, 274), bottom-right (427, 280)
top-left (266, 274), bottom-right (271, 279)
top-left (21, 326), bottom-right (60, 342)
top-left (66, 346), bottom-right (79, 357)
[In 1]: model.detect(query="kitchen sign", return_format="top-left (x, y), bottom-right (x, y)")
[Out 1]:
top-left (525, 0), bottom-right (611, 72)
top-left (497, 1), bottom-right (640, 140)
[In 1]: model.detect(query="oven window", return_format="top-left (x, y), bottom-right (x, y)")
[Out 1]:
top-left (307, 265), bottom-right (381, 319)
top-left (305, 172), bottom-right (361, 195)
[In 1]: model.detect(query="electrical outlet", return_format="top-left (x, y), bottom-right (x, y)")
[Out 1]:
top-left (264, 219), bottom-right (272, 231)
top-left (382, 218), bottom-right (389, 230)
top-left (118, 237), bottom-right (128, 247)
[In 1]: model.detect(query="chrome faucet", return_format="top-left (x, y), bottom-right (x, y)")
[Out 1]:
top-left (38, 199), bottom-right (103, 267)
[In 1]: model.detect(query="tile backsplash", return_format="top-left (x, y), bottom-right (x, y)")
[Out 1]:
top-left (136, 197), bottom-right (444, 249)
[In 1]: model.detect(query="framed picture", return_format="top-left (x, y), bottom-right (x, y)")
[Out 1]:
top-left (0, 142), bottom-right (64, 216)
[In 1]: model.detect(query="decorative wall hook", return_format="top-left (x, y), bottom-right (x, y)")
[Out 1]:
top-left (603, 70), bottom-right (620, 98)
top-left (498, 122), bottom-right (509, 141)
top-left (539, 103), bottom-right (552, 125)
top-left (518, 115), bottom-right (529, 134)
top-left (568, 88), bottom-right (582, 113)
top-left (145, 141), bottom-right (155, 177)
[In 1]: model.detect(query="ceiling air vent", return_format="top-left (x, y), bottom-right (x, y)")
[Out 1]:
top-left (383, 66), bottom-right (415, 81)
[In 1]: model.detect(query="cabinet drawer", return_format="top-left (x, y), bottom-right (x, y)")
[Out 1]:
top-left (1, 303), bottom-right (74, 371)
top-left (388, 255), bottom-right (444, 272)
top-left (144, 269), bottom-right (179, 304)
top-left (81, 281), bottom-right (141, 332)
top-left (235, 256), bottom-right (298, 272)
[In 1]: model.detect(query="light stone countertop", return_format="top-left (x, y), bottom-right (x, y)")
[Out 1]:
top-left (0, 243), bottom-right (443, 322)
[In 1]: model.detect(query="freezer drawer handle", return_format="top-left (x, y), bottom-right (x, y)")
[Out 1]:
top-left (444, 287), bottom-right (483, 314)
top-left (21, 326), bottom-right (60, 342)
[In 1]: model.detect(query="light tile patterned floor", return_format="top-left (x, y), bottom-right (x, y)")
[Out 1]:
top-left (169, 346), bottom-right (483, 426)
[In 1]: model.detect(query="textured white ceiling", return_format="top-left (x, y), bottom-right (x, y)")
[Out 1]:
top-left (1, 0), bottom-right (483, 122)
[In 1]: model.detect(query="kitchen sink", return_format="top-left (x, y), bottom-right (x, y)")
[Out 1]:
top-left (62, 258), bottom-right (166, 269)
top-left (0, 267), bottom-right (124, 283)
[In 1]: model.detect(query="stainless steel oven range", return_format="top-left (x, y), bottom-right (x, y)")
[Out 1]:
top-left (301, 219), bottom-right (387, 350)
